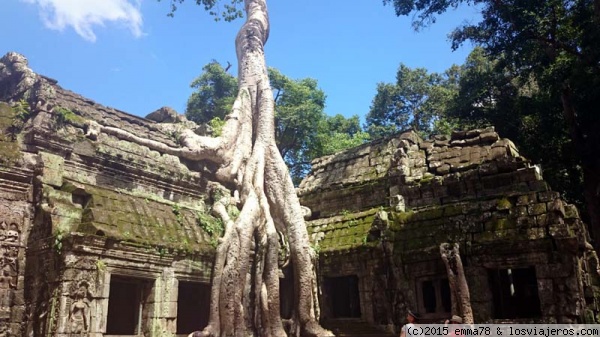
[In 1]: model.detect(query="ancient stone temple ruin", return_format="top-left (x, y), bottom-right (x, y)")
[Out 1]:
top-left (1, 52), bottom-right (600, 337)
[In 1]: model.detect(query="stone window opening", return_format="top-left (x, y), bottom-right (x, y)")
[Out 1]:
top-left (105, 276), bottom-right (151, 336)
top-left (416, 277), bottom-right (451, 318)
top-left (176, 281), bottom-right (210, 335)
top-left (71, 189), bottom-right (91, 208)
top-left (488, 267), bottom-right (541, 319)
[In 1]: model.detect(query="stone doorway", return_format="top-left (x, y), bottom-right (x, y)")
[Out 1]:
top-left (488, 267), bottom-right (541, 319)
top-left (105, 276), bottom-right (151, 335)
top-left (324, 275), bottom-right (361, 318)
top-left (176, 281), bottom-right (210, 335)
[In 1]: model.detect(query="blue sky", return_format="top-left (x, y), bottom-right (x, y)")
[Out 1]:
top-left (1, 0), bottom-right (480, 122)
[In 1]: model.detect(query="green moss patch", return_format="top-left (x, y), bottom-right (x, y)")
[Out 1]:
top-left (76, 185), bottom-right (217, 253)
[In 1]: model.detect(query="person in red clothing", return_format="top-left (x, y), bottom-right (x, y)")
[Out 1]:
top-left (445, 315), bottom-right (463, 337)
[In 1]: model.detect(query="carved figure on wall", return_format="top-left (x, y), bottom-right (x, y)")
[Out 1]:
top-left (4, 223), bottom-right (19, 244)
top-left (0, 221), bottom-right (20, 317)
top-left (0, 262), bottom-right (15, 317)
top-left (0, 222), bottom-right (5, 241)
top-left (68, 281), bottom-right (92, 337)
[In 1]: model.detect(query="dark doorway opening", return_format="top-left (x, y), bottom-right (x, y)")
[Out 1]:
top-left (488, 267), bottom-right (541, 319)
top-left (280, 267), bottom-right (294, 320)
top-left (422, 280), bottom-right (436, 313)
top-left (176, 281), bottom-right (210, 334)
top-left (419, 278), bottom-right (451, 314)
top-left (106, 276), bottom-right (150, 335)
top-left (324, 275), bottom-right (361, 318)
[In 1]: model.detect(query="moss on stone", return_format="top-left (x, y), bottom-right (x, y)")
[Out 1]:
top-left (416, 207), bottom-right (444, 221)
top-left (0, 102), bottom-right (23, 165)
top-left (391, 211), bottom-right (415, 224)
top-left (496, 197), bottom-right (512, 210)
top-left (486, 217), bottom-right (517, 231)
top-left (72, 185), bottom-right (217, 253)
top-left (443, 204), bottom-right (464, 217)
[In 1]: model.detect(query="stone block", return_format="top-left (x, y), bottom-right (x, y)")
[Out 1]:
top-left (451, 130), bottom-right (468, 139)
top-left (536, 214), bottom-right (549, 226)
top-left (537, 265), bottom-right (573, 279)
top-left (528, 203), bottom-right (547, 216)
top-left (528, 180), bottom-right (549, 192)
top-left (39, 152), bottom-right (64, 187)
top-left (548, 199), bottom-right (566, 217)
top-left (10, 305), bottom-right (25, 322)
top-left (479, 131), bottom-right (499, 143)
top-left (538, 191), bottom-right (560, 203)
top-left (510, 206), bottom-right (528, 217)
top-left (564, 204), bottom-right (580, 219)
top-left (516, 216), bottom-right (536, 228)
top-left (516, 193), bottom-right (538, 205)
top-left (436, 164), bottom-right (450, 175)
top-left (490, 146), bottom-right (507, 159)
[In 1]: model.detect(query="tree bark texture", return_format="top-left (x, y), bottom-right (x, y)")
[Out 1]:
top-left (560, 88), bottom-right (600, 255)
top-left (440, 243), bottom-right (473, 324)
top-left (85, 1), bottom-right (332, 337)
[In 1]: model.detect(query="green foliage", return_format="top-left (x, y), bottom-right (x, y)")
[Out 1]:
top-left (96, 259), bottom-right (107, 272)
top-left (161, 0), bottom-right (244, 21)
top-left (54, 107), bottom-right (78, 126)
top-left (172, 204), bottom-right (183, 225)
top-left (11, 99), bottom-right (30, 130)
top-left (316, 115), bottom-right (370, 156)
top-left (384, 0), bottom-right (600, 221)
top-left (0, 101), bottom-right (28, 165)
top-left (3, 99), bottom-right (31, 142)
top-left (196, 211), bottom-right (224, 248)
top-left (185, 62), bottom-right (369, 184)
top-left (53, 229), bottom-right (65, 252)
top-left (208, 116), bottom-right (226, 137)
top-left (448, 47), bottom-right (585, 206)
top-left (311, 242), bottom-right (321, 255)
top-left (227, 204), bottom-right (240, 220)
top-left (269, 67), bottom-right (327, 182)
top-left (365, 63), bottom-right (459, 138)
top-left (186, 61), bottom-right (238, 124)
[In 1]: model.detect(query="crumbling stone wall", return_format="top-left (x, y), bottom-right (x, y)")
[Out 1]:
top-left (300, 128), bottom-right (600, 326)
top-left (0, 53), bottom-right (219, 337)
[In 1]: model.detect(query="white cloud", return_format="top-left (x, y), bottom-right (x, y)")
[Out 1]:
top-left (23, 0), bottom-right (143, 42)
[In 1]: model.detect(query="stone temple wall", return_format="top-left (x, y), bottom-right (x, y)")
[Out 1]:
top-left (2, 51), bottom-right (600, 337)
top-left (299, 128), bottom-right (600, 327)
top-left (0, 53), bottom-right (218, 337)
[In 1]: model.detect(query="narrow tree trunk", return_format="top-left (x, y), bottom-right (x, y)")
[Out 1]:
top-left (440, 243), bottom-right (473, 324)
top-left (85, 1), bottom-right (332, 336)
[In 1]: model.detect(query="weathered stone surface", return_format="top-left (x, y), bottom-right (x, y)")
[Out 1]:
top-left (301, 126), bottom-right (598, 325)
top-left (145, 106), bottom-right (186, 123)
top-left (2, 52), bottom-right (598, 335)
top-left (0, 53), bottom-right (217, 337)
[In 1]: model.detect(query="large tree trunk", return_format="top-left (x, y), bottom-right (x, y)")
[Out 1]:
top-left (440, 243), bottom-right (473, 324)
top-left (561, 88), bottom-right (600, 254)
top-left (85, 1), bottom-right (332, 336)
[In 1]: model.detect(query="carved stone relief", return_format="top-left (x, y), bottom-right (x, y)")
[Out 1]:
top-left (0, 219), bottom-right (21, 318)
top-left (67, 280), bottom-right (93, 337)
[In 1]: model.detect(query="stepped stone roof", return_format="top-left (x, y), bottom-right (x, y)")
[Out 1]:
top-left (0, 52), bottom-right (219, 253)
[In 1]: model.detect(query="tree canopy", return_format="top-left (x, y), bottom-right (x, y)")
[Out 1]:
top-left (186, 61), bottom-right (238, 124)
top-left (383, 0), bottom-right (600, 248)
top-left (365, 63), bottom-right (459, 138)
